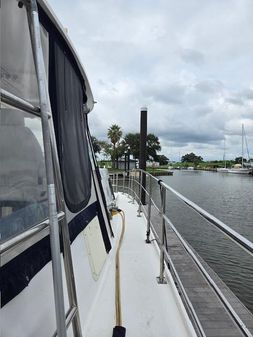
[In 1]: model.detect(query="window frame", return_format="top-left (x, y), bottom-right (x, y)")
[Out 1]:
top-left (0, 88), bottom-right (65, 265)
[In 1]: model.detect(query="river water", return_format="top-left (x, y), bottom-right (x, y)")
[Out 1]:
top-left (156, 170), bottom-right (253, 313)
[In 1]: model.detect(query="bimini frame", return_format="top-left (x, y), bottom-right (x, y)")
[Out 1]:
top-left (27, 1), bottom-right (72, 336)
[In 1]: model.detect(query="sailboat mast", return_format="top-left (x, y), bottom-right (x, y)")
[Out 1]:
top-left (224, 138), bottom-right (226, 168)
top-left (242, 124), bottom-right (244, 167)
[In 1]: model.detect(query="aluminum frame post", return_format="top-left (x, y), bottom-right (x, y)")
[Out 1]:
top-left (157, 185), bottom-right (167, 284)
top-left (146, 175), bottom-right (152, 243)
top-left (137, 171), bottom-right (143, 217)
top-left (131, 173), bottom-right (135, 204)
top-left (127, 172), bottom-right (131, 198)
top-left (28, 2), bottom-right (81, 336)
top-left (116, 173), bottom-right (119, 193)
top-left (122, 172), bottom-right (126, 194)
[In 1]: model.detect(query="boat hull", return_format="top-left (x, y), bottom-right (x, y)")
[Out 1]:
top-left (217, 168), bottom-right (229, 173)
top-left (227, 168), bottom-right (251, 174)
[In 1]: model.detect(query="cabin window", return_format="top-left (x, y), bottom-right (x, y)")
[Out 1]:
top-left (0, 0), bottom-right (39, 105)
top-left (0, 105), bottom-right (48, 243)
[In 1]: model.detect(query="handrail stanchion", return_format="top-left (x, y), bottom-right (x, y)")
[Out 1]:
top-left (157, 184), bottom-right (167, 284)
top-left (123, 172), bottom-right (126, 194)
top-left (137, 170), bottom-right (143, 217)
top-left (116, 173), bottom-right (119, 193)
top-left (146, 173), bottom-right (152, 243)
top-left (127, 171), bottom-right (131, 198)
top-left (131, 171), bottom-right (135, 204)
top-left (129, 171), bottom-right (133, 202)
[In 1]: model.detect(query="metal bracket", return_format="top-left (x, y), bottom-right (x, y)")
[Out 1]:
top-left (156, 276), bottom-right (167, 284)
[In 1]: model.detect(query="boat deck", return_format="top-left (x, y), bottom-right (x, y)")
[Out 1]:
top-left (148, 204), bottom-right (253, 337)
top-left (85, 193), bottom-right (196, 337)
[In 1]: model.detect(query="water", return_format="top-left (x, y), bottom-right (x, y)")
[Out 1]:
top-left (156, 170), bottom-right (253, 313)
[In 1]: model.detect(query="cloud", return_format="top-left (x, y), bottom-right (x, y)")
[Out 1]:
top-left (241, 88), bottom-right (253, 100)
top-left (143, 83), bottom-right (186, 105)
top-left (47, 0), bottom-right (253, 161)
top-left (194, 80), bottom-right (223, 94)
top-left (181, 48), bottom-right (205, 66)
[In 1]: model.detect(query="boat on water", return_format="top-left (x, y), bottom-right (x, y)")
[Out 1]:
top-left (217, 167), bottom-right (229, 173)
top-left (227, 124), bottom-right (252, 175)
top-left (227, 164), bottom-right (252, 174)
top-left (1, 1), bottom-right (253, 337)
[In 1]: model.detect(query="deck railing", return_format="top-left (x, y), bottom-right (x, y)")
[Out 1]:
top-left (109, 169), bottom-right (253, 337)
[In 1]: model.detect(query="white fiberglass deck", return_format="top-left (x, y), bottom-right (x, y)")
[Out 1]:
top-left (85, 193), bottom-right (197, 337)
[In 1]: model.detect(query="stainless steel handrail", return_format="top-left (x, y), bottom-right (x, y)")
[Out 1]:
top-left (109, 169), bottom-right (253, 337)
top-left (1, 88), bottom-right (41, 115)
top-left (110, 171), bottom-right (207, 337)
top-left (127, 168), bottom-right (253, 257)
top-left (0, 212), bottom-right (65, 266)
top-left (161, 182), bottom-right (253, 256)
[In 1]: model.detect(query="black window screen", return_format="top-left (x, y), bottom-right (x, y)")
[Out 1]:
top-left (49, 41), bottom-right (91, 213)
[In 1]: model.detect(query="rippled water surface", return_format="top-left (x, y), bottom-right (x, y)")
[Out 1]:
top-left (156, 170), bottom-right (253, 312)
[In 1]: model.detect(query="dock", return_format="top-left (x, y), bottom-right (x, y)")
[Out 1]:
top-left (148, 206), bottom-right (253, 337)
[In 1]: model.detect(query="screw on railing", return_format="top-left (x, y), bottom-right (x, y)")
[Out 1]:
top-left (157, 183), bottom-right (167, 284)
top-left (146, 174), bottom-right (152, 243)
top-left (137, 170), bottom-right (143, 217)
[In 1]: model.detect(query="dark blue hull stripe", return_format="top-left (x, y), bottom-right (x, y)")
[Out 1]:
top-left (0, 201), bottom-right (103, 307)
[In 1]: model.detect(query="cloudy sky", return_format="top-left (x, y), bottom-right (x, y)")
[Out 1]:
top-left (47, 0), bottom-right (253, 161)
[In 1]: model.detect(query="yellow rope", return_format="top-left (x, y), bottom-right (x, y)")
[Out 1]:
top-left (115, 211), bottom-right (125, 326)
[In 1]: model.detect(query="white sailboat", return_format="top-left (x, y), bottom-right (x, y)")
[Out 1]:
top-left (228, 124), bottom-right (252, 174)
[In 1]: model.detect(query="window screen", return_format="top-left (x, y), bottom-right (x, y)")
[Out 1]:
top-left (49, 41), bottom-right (91, 213)
top-left (0, 105), bottom-right (48, 242)
top-left (0, 0), bottom-right (39, 105)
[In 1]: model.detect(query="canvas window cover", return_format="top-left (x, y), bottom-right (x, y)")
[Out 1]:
top-left (49, 40), bottom-right (91, 213)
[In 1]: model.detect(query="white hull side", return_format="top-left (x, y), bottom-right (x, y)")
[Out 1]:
top-left (217, 168), bottom-right (229, 173)
top-left (0, 215), bottom-right (107, 337)
top-left (227, 169), bottom-right (251, 174)
top-left (1, 194), bottom-right (198, 337)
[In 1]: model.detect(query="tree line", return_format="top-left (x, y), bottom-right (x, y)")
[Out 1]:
top-left (91, 124), bottom-right (169, 168)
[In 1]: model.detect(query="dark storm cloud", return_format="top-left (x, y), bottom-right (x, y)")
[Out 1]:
top-left (159, 127), bottom-right (222, 145)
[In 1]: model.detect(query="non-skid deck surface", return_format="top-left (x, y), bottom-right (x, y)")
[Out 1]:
top-left (85, 194), bottom-right (196, 337)
top-left (148, 204), bottom-right (253, 337)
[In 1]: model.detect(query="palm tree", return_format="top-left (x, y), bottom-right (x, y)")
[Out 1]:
top-left (107, 124), bottom-right (123, 168)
